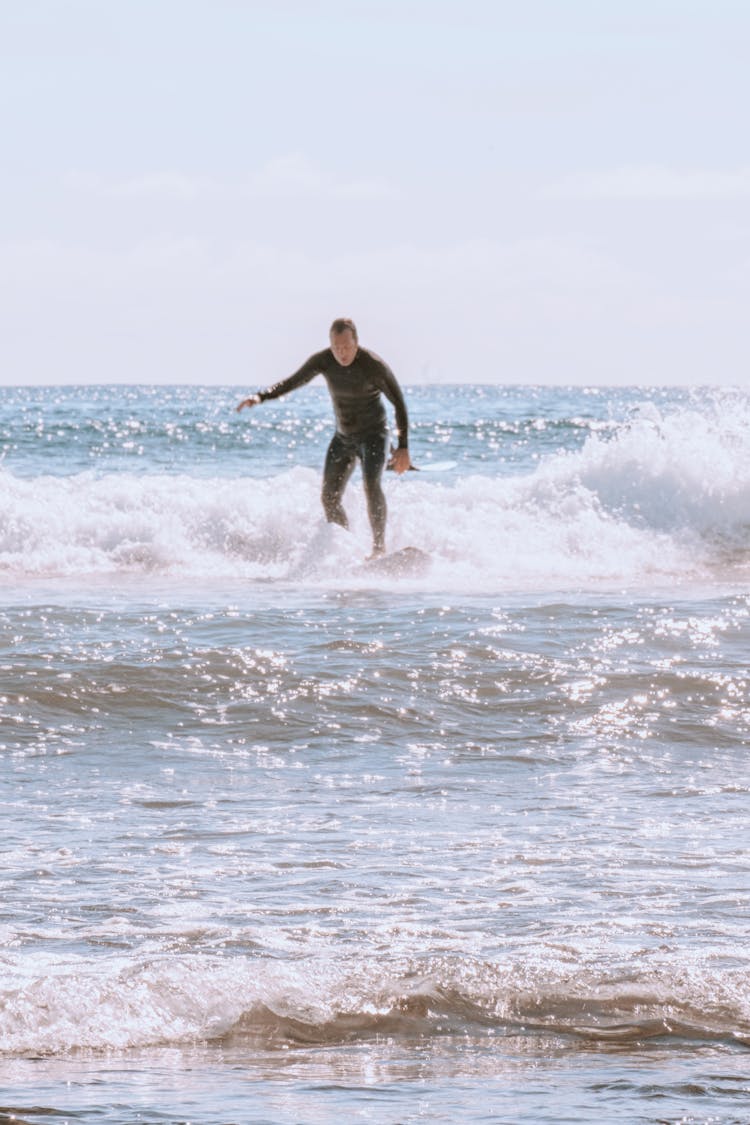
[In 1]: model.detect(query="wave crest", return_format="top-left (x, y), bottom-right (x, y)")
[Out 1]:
top-left (2, 956), bottom-right (748, 1056)
top-left (1, 399), bottom-right (748, 589)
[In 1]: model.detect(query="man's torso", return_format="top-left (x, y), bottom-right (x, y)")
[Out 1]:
top-left (313, 348), bottom-right (390, 436)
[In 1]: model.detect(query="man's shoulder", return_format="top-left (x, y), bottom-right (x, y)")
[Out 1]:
top-left (357, 347), bottom-right (391, 374)
top-left (306, 347), bottom-right (334, 369)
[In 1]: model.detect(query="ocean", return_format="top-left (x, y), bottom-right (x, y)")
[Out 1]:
top-left (1, 383), bottom-right (749, 1124)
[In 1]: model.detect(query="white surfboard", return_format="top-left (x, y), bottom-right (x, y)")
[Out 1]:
top-left (360, 546), bottom-right (431, 577)
top-left (414, 460), bottom-right (457, 473)
top-left (386, 460), bottom-right (457, 474)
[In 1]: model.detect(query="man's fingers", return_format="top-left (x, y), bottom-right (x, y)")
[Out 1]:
top-left (237, 396), bottom-right (260, 412)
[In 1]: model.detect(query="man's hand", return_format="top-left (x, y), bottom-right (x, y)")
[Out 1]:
top-left (236, 395), bottom-right (261, 412)
top-left (390, 447), bottom-right (412, 474)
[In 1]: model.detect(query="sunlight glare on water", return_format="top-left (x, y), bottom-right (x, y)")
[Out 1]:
top-left (1, 385), bottom-right (750, 1122)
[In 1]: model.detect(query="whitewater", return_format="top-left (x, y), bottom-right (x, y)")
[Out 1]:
top-left (1, 383), bottom-right (749, 1124)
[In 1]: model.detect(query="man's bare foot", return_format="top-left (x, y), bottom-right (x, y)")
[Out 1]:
top-left (366, 546), bottom-right (385, 561)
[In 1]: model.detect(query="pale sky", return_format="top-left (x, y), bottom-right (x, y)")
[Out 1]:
top-left (2, 0), bottom-right (749, 386)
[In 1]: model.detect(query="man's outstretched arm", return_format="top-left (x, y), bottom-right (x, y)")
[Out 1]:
top-left (236, 354), bottom-right (323, 413)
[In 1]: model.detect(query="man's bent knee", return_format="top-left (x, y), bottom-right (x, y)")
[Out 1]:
top-left (321, 490), bottom-right (348, 529)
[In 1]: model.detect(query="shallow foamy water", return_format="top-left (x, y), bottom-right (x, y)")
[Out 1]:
top-left (1, 386), bottom-right (749, 1122)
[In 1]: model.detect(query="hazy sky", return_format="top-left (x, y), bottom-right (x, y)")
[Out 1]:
top-left (2, 0), bottom-right (749, 385)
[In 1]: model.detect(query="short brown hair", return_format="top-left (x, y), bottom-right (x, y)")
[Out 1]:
top-left (329, 317), bottom-right (358, 340)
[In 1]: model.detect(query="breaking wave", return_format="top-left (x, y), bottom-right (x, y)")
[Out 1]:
top-left (2, 952), bottom-right (748, 1056)
top-left (1, 399), bottom-right (748, 590)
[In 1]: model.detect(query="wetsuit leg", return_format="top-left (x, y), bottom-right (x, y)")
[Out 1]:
top-left (321, 432), bottom-right (357, 529)
top-left (360, 431), bottom-right (388, 553)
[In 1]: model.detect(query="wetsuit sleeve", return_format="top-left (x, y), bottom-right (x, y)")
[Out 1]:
top-left (377, 363), bottom-right (409, 448)
top-left (257, 353), bottom-right (323, 403)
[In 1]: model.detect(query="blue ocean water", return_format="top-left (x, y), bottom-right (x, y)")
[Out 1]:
top-left (1, 383), bottom-right (749, 1124)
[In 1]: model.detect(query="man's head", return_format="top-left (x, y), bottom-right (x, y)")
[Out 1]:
top-left (329, 318), bottom-right (358, 367)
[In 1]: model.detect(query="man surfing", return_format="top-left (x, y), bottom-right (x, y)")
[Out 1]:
top-left (236, 318), bottom-right (412, 558)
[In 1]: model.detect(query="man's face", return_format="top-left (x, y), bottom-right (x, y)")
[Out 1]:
top-left (330, 329), bottom-right (358, 367)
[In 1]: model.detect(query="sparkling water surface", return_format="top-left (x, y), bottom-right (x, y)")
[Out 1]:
top-left (1, 385), bottom-right (749, 1123)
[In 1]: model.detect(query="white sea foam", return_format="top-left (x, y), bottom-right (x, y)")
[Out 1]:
top-left (1, 401), bottom-right (748, 589)
top-left (1, 951), bottom-right (748, 1055)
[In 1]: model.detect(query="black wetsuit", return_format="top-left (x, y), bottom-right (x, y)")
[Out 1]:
top-left (258, 347), bottom-right (409, 551)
